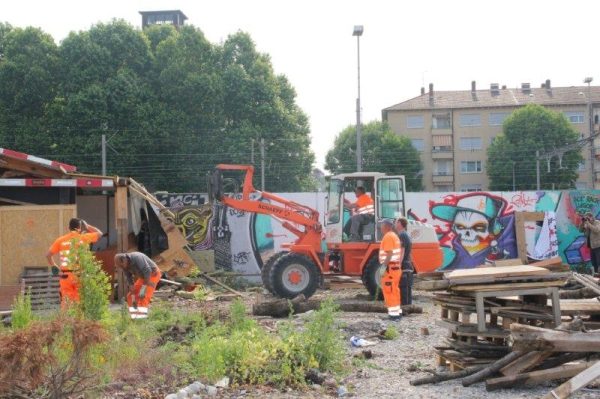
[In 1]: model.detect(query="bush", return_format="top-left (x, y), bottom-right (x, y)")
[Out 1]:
top-left (382, 325), bottom-right (399, 340)
top-left (11, 288), bottom-right (33, 329)
top-left (70, 243), bottom-right (111, 321)
top-left (0, 316), bottom-right (108, 398)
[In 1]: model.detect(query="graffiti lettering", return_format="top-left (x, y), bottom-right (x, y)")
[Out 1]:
top-left (510, 192), bottom-right (537, 208)
top-left (156, 193), bottom-right (206, 208)
top-left (233, 251), bottom-right (250, 265)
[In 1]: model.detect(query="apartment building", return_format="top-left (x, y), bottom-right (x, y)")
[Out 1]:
top-left (382, 81), bottom-right (600, 192)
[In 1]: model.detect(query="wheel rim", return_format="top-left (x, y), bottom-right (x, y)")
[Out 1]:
top-left (281, 263), bottom-right (310, 292)
top-left (374, 264), bottom-right (387, 289)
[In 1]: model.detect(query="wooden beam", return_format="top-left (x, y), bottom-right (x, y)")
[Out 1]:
top-left (515, 212), bottom-right (545, 263)
top-left (487, 361), bottom-right (596, 391)
top-left (542, 360), bottom-right (600, 399)
top-left (499, 351), bottom-right (552, 376)
top-left (511, 323), bottom-right (600, 352)
top-left (461, 351), bottom-right (525, 387)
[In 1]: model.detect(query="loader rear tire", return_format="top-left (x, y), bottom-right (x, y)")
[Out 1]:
top-left (270, 253), bottom-right (321, 299)
top-left (362, 256), bottom-right (385, 300)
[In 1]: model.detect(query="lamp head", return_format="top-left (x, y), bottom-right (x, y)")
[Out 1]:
top-left (352, 25), bottom-right (364, 36)
top-left (584, 77), bottom-right (593, 84)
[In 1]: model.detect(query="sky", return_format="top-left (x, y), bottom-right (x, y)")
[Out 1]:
top-left (3, 0), bottom-right (600, 169)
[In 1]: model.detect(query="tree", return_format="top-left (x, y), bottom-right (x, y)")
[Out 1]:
top-left (325, 121), bottom-right (423, 191)
top-left (487, 104), bottom-right (583, 190)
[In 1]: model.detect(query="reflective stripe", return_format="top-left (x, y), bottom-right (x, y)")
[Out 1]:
top-left (387, 306), bottom-right (401, 316)
top-left (379, 248), bottom-right (403, 263)
top-left (358, 204), bottom-right (374, 215)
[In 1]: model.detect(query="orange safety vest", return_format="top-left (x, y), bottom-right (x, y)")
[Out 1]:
top-left (379, 231), bottom-right (403, 265)
top-left (356, 194), bottom-right (374, 215)
top-left (49, 231), bottom-right (101, 270)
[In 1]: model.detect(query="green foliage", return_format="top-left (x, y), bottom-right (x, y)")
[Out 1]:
top-left (70, 243), bottom-right (111, 321)
top-left (11, 289), bottom-right (33, 329)
top-left (0, 20), bottom-right (314, 192)
top-left (382, 325), bottom-right (399, 340)
top-left (325, 120), bottom-right (423, 191)
top-left (488, 104), bottom-right (583, 190)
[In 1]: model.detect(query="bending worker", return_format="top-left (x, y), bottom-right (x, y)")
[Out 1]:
top-left (379, 219), bottom-right (404, 321)
top-left (114, 251), bottom-right (161, 309)
top-left (343, 186), bottom-right (374, 241)
top-left (395, 217), bottom-right (414, 306)
top-left (46, 218), bottom-right (102, 304)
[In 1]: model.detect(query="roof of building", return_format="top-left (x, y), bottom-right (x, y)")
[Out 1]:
top-left (384, 85), bottom-right (600, 112)
top-left (139, 10), bottom-right (188, 20)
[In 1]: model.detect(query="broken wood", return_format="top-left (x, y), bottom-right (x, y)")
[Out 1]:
top-left (461, 351), bottom-right (524, 387)
top-left (487, 361), bottom-right (597, 391)
top-left (537, 352), bottom-right (590, 371)
top-left (414, 279), bottom-right (450, 291)
top-left (198, 273), bottom-right (247, 298)
top-left (542, 360), bottom-right (600, 399)
top-left (410, 364), bottom-right (486, 386)
top-left (560, 287), bottom-right (598, 299)
top-left (252, 297), bottom-right (422, 318)
top-left (573, 273), bottom-right (600, 296)
top-left (510, 323), bottom-right (600, 352)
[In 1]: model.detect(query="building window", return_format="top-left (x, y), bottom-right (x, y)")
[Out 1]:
top-left (435, 160), bottom-right (452, 175)
top-left (460, 160), bottom-right (482, 173)
top-left (564, 111), bottom-right (584, 124)
top-left (411, 139), bottom-right (424, 152)
top-left (459, 113), bottom-right (481, 127)
top-left (459, 137), bottom-right (483, 150)
top-left (432, 145), bottom-right (452, 152)
top-left (578, 161), bottom-right (586, 172)
top-left (407, 115), bottom-right (425, 129)
top-left (432, 114), bottom-right (451, 129)
top-left (576, 182), bottom-right (588, 190)
top-left (489, 112), bottom-right (509, 126)
top-left (437, 185), bottom-right (453, 192)
top-left (460, 184), bottom-right (483, 192)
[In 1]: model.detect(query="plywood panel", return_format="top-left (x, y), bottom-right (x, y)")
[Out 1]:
top-left (445, 265), bottom-right (549, 281)
top-left (0, 205), bottom-right (76, 284)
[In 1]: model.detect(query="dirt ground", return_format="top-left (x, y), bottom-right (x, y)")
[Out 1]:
top-left (238, 288), bottom-right (600, 399)
top-left (134, 287), bottom-right (600, 399)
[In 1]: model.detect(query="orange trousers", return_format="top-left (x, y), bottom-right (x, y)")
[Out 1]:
top-left (59, 270), bottom-right (80, 305)
top-left (127, 270), bottom-right (161, 307)
top-left (381, 266), bottom-right (402, 315)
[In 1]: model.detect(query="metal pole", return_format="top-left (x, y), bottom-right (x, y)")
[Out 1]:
top-left (101, 134), bottom-right (107, 175)
top-left (260, 138), bottom-right (265, 191)
top-left (356, 34), bottom-right (362, 172)
top-left (589, 82), bottom-right (595, 189)
top-left (251, 138), bottom-right (255, 164)
top-left (536, 150), bottom-right (541, 190)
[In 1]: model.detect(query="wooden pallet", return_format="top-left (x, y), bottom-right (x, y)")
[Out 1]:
top-left (21, 273), bottom-right (60, 311)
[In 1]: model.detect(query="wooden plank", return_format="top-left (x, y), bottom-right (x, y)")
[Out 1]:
top-left (543, 360), bottom-right (600, 399)
top-left (445, 265), bottom-right (549, 280)
top-left (510, 323), bottom-right (600, 352)
top-left (492, 259), bottom-right (524, 267)
top-left (499, 351), bottom-right (552, 376)
top-left (529, 257), bottom-right (567, 271)
top-left (435, 319), bottom-right (510, 338)
top-left (488, 361), bottom-right (595, 391)
top-left (561, 300), bottom-right (600, 316)
top-left (451, 280), bottom-right (565, 292)
top-left (415, 279), bottom-right (450, 291)
top-left (573, 274), bottom-right (600, 296)
top-left (447, 272), bottom-right (569, 286)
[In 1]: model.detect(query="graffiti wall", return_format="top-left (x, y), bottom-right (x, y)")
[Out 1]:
top-left (405, 190), bottom-right (600, 270)
top-left (160, 190), bottom-right (600, 277)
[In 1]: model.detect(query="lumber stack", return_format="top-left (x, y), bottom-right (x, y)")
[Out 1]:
top-left (21, 272), bottom-right (60, 311)
top-left (424, 265), bottom-right (569, 372)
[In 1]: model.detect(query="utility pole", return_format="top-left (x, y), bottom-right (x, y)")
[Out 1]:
top-left (536, 150), bottom-right (541, 190)
top-left (585, 77), bottom-right (594, 188)
top-left (101, 134), bottom-right (107, 175)
top-left (260, 138), bottom-right (265, 191)
top-left (251, 138), bottom-right (255, 164)
top-left (512, 161), bottom-right (516, 191)
top-left (353, 25), bottom-right (364, 172)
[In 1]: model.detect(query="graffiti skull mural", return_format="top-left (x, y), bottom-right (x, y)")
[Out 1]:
top-left (453, 211), bottom-right (491, 254)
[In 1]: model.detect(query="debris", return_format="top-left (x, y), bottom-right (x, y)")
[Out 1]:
top-left (461, 351), bottom-right (524, 387)
top-left (305, 368), bottom-right (326, 384)
top-left (337, 385), bottom-right (348, 397)
top-left (252, 295), bottom-right (422, 318)
top-left (215, 376), bottom-right (230, 388)
top-left (175, 291), bottom-right (196, 300)
top-left (410, 364), bottom-right (486, 386)
top-left (510, 323), bottom-right (600, 352)
top-left (420, 327), bottom-right (430, 336)
top-left (353, 350), bottom-right (373, 359)
top-left (206, 385), bottom-right (217, 396)
top-left (350, 336), bottom-right (377, 347)
top-left (542, 360), bottom-right (600, 399)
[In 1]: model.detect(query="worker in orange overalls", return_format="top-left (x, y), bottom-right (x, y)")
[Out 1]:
top-left (114, 252), bottom-right (161, 318)
top-left (344, 186), bottom-right (375, 241)
top-left (46, 218), bottom-right (103, 304)
top-left (379, 219), bottom-right (404, 321)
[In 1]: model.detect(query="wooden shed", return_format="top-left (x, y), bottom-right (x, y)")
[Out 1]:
top-left (0, 148), bottom-right (195, 309)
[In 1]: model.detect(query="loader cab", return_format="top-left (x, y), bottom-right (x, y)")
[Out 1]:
top-left (325, 172), bottom-right (406, 244)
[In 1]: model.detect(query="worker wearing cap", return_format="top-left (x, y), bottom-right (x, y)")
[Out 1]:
top-left (395, 217), bottom-right (414, 306)
top-left (46, 218), bottom-right (103, 304)
top-left (344, 186), bottom-right (375, 241)
top-left (579, 212), bottom-right (600, 275)
top-left (379, 219), bottom-right (403, 321)
top-left (114, 252), bottom-right (161, 310)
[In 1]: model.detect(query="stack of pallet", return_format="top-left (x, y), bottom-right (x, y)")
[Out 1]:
top-left (420, 265), bottom-right (570, 371)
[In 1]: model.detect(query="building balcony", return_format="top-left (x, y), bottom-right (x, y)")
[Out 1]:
top-left (432, 173), bottom-right (454, 184)
top-left (431, 149), bottom-right (454, 159)
top-left (431, 127), bottom-right (452, 135)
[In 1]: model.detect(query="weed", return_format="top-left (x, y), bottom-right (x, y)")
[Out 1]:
top-left (11, 288), bottom-right (33, 329)
top-left (193, 285), bottom-right (209, 301)
top-left (382, 325), bottom-right (399, 340)
top-left (70, 243), bottom-right (111, 321)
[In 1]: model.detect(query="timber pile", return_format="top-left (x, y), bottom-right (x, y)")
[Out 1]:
top-left (21, 272), bottom-right (60, 311)
top-left (413, 320), bottom-right (600, 398)
top-left (418, 265), bottom-right (569, 372)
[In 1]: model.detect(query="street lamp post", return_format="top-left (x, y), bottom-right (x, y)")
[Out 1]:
top-left (353, 25), bottom-right (363, 172)
top-left (585, 77), bottom-right (594, 188)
